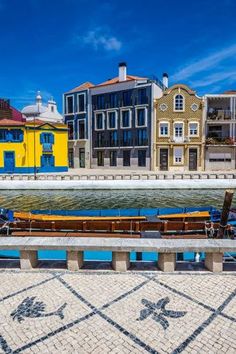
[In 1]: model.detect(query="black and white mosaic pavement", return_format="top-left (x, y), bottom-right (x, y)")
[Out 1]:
top-left (0, 269), bottom-right (235, 353)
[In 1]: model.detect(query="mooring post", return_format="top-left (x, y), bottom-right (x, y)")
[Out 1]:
top-left (217, 189), bottom-right (234, 238)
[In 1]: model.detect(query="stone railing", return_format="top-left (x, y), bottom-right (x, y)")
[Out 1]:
top-left (0, 237), bottom-right (235, 273)
top-left (0, 172), bottom-right (235, 181)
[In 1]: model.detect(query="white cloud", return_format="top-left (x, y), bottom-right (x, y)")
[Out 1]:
top-left (172, 44), bottom-right (236, 81)
top-left (190, 70), bottom-right (236, 88)
top-left (80, 28), bottom-right (122, 52)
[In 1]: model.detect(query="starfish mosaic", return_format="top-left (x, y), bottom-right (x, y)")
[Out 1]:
top-left (137, 296), bottom-right (187, 330)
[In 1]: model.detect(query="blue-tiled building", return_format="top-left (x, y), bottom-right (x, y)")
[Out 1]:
top-left (63, 82), bottom-right (94, 168)
top-left (90, 63), bottom-right (165, 170)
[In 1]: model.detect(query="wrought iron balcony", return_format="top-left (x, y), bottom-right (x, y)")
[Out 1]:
top-left (42, 143), bottom-right (53, 152)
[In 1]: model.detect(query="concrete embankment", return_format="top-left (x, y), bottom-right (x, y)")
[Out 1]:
top-left (0, 178), bottom-right (236, 189)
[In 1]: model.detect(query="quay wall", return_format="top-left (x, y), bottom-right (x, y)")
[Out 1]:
top-left (0, 176), bottom-right (236, 189)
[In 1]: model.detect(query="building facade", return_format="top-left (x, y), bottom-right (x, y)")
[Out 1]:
top-left (204, 91), bottom-right (236, 170)
top-left (0, 119), bottom-right (68, 173)
top-left (63, 82), bottom-right (94, 168)
top-left (22, 92), bottom-right (63, 123)
top-left (154, 84), bottom-right (204, 171)
top-left (90, 63), bottom-right (164, 170)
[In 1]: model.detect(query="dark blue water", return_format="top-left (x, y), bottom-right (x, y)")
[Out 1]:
top-left (0, 189), bottom-right (230, 261)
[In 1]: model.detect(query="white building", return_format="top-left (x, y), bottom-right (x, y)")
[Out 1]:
top-left (22, 92), bottom-right (63, 123)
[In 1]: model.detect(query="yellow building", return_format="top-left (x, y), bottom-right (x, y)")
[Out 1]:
top-left (0, 119), bottom-right (68, 173)
top-left (153, 84), bottom-right (204, 172)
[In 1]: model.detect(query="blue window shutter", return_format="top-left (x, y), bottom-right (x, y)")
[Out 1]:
top-left (50, 134), bottom-right (54, 144)
top-left (40, 133), bottom-right (45, 144)
top-left (7, 130), bottom-right (12, 142)
top-left (41, 155), bottom-right (45, 167)
top-left (20, 130), bottom-right (23, 142)
top-left (51, 155), bottom-right (55, 166)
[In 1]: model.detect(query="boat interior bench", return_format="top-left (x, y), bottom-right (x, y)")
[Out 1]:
top-left (0, 237), bottom-right (235, 272)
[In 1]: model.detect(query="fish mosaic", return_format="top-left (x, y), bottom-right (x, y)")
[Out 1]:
top-left (11, 297), bottom-right (67, 323)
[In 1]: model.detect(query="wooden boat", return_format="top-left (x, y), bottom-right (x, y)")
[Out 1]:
top-left (14, 211), bottom-right (146, 222)
top-left (159, 211), bottom-right (210, 222)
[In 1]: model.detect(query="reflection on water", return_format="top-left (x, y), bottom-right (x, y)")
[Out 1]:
top-left (0, 189), bottom-right (232, 211)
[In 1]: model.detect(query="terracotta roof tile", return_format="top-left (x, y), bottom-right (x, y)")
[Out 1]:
top-left (95, 75), bottom-right (147, 87)
top-left (67, 82), bottom-right (94, 93)
top-left (0, 119), bottom-right (25, 126)
top-left (223, 90), bottom-right (236, 94)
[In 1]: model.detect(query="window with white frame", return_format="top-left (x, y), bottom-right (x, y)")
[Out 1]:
top-left (66, 96), bottom-right (74, 114)
top-left (67, 121), bottom-right (74, 140)
top-left (160, 122), bottom-right (169, 136)
top-left (95, 113), bottom-right (104, 130)
top-left (77, 93), bottom-right (86, 113)
top-left (107, 111), bottom-right (117, 129)
top-left (174, 94), bottom-right (184, 111)
top-left (189, 122), bottom-right (198, 136)
top-left (174, 147), bottom-right (183, 164)
top-left (78, 119), bottom-right (85, 139)
top-left (136, 107), bottom-right (147, 127)
top-left (174, 122), bottom-right (183, 137)
top-left (121, 110), bottom-right (131, 128)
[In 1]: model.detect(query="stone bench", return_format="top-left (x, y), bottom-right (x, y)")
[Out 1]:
top-left (0, 237), bottom-right (235, 273)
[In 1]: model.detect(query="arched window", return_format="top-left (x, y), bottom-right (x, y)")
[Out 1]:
top-left (174, 94), bottom-right (184, 111)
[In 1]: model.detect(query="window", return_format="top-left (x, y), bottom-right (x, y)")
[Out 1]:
top-left (160, 123), bottom-right (168, 136)
top-left (77, 94), bottom-right (86, 112)
top-left (174, 123), bottom-right (183, 138)
top-left (110, 151), bottom-right (117, 166)
top-left (122, 130), bottom-right (132, 146)
top-left (138, 150), bottom-right (146, 167)
top-left (95, 113), bottom-right (104, 130)
top-left (97, 151), bottom-right (104, 166)
top-left (122, 90), bottom-right (132, 106)
top-left (10, 129), bottom-right (23, 142)
top-left (121, 110), bottom-right (131, 128)
top-left (66, 96), bottom-right (74, 114)
top-left (174, 147), bottom-right (183, 164)
top-left (0, 130), bottom-right (7, 141)
top-left (96, 132), bottom-right (105, 147)
top-left (107, 111), bottom-right (117, 129)
top-left (41, 154), bottom-right (54, 167)
top-left (40, 133), bottom-right (54, 144)
top-left (174, 94), bottom-right (184, 111)
top-left (137, 129), bottom-right (148, 146)
top-left (123, 150), bottom-right (131, 166)
top-left (51, 106), bottom-right (54, 112)
top-left (138, 88), bottom-right (147, 104)
top-left (189, 123), bottom-right (198, 136)
top-left (136, 108), bottom-right (147, 127)
top-left (78, 120), bottom-right (85, 139)
top-left (97, 95), bottom-right (105, 110)
top-left (68, 148), bottom-right (74, 168)
top-left (209, 153), bottom-right (231, 162)
top-left (109, 93), bottom-right (118, 108)
top-left (109, 131), bottom-right (118, 146)
top-left (67, 121), bottom-right (74, 140)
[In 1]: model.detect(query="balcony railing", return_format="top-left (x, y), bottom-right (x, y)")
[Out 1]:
top-left (207, 109), bottom-right (232, 120)
top-left (42, 143), bottom-right (53, 152)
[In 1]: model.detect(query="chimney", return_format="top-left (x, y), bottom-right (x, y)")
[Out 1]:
top-left (162, 73), bottom-right (169, 88)
top-left (119, 62), bottom-right (127, 82)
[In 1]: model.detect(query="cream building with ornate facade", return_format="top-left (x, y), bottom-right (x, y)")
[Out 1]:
top-left (153, 84), bottom-right (204, 171)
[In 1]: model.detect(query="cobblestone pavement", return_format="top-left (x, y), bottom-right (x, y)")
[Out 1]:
top-left (0, 270), bottom-right (235, 353)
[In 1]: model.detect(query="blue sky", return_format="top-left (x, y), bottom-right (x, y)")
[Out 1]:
top-left (0, 0), bottom-right (236, 111)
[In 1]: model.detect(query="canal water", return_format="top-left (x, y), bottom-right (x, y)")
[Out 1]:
top-left (0, 189), bottom-right (233, 262)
